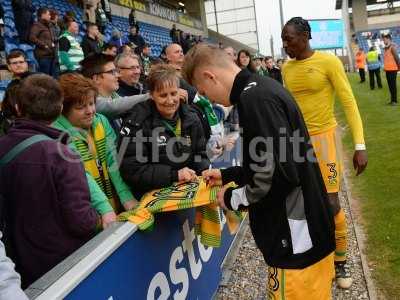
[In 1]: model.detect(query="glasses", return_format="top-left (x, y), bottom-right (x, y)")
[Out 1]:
top-left (118, 66), bottom-right (141, 71)
top-left (98, 69), bottom-right (120, 76)
top-left (9, 60), bottom-right (27, 65)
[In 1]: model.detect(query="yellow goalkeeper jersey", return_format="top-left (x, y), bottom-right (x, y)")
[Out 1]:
top-left (282, 51), bottom-right (365, 145)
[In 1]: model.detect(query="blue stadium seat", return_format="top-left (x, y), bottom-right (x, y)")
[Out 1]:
top-left (357, 26), bottom-right (400, 54)
top-left (0, 80), bottom-right (11, 103)
top-left (19, 43), bottom-right (34, 53)
top-left (2, 0), bottom-right (193, 62)
top-left (5, 43), bottom-right (18, 53)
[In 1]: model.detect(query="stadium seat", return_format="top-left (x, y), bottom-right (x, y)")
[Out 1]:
top-left (1, 0), bottom-right (180, 60)
top-left (357, 26), bottom-right (400, 54)
top-left (0, 80), bottom-right (11, 103)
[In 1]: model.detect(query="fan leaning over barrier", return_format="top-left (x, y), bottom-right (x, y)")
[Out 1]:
top-left (118, 177), bottom-right (242, 247)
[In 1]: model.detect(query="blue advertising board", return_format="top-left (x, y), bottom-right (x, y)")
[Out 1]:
top-left (65, 203), bottom-right (236, 300)
top-left (62, 143), bottom-right (242, 300)
top-left (309, 19), bottom-right (344, 49)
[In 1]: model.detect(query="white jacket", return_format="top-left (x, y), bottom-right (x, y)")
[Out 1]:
top-left (0, 231), bottom-right (28, 300)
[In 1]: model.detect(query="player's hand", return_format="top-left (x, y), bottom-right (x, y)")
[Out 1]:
top-left (123, 199), bottom-right (139, 211)
top-left (202, 168), bottom-right (223, 186)
top-left (178, 167), bottom-right (197, 182)
top-left (217, 186), bottom-right (228, 210)
top-left (353, 150), bottom-right (368, 176)
top-left (101, 211), bottom-right (117, 229)
top-left (178, 89), bottom-right (188, 103)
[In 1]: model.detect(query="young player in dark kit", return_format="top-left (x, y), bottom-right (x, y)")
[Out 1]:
top-left (281, 17), bottom-right (368, 289)
top-left (183, 43), bottom-right (335, 300)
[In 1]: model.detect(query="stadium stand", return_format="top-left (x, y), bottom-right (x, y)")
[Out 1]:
top-left (0, 0), bottom-right (173, 100)
top-left (356, 26), bottom-right (400, 53)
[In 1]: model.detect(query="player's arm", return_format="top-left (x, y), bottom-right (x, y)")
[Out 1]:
top-left (204, 160), bottom-right (275, 211)
top-left (329, 56), bottom-right (365, 147)
top-left (329, 57), bottom-right (368, 175)
top-left (222, 159), bottom-right (275, 211)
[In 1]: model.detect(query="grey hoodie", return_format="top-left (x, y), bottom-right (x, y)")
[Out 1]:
top-left (0, 231), bottom-right (28, 300)
top-left (96, 92), bottom-right (149, 120)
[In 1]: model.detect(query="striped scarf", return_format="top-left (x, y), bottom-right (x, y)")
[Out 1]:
top-left (194, 94), bottom-right (225, 161)
top-left (75, 122), bottom-right (118, 210)
top-left (118, 178), bottom-right (243, 247)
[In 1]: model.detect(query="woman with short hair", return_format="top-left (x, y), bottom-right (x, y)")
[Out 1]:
top-left (236, 49), bottom-right (257, 73)
top-left (120, 64), bottom-right (210, 198)
top-left (53, 73), bottom-right (137, 228)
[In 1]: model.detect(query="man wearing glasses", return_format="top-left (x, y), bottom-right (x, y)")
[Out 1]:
top-left (1, 49), bottom-right (35, 135)
top-left (6, 50), bottom-right (31, 80)
top-left (4, 49), bottom-right (34, 103)
top-left (80, 53), bottom-right (149, 130)
top-left (114, 53), bottom-right (145, 97)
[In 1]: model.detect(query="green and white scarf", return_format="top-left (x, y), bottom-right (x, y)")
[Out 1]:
top-left (194, 94), bottom-right (225, 161)
top-left (193, 94), bottom-right (223, 136)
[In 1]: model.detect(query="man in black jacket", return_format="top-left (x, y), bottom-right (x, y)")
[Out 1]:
top-left (183, 43), bottom-right (335, 299)
top-left (81, 23), bottom-right (101, 57)
top-left (12, 0), bottom-right (35, 43)
top-left (115, 52), bottom-right (145, 96)
top-left (128, 26), bottom-right (145, 50)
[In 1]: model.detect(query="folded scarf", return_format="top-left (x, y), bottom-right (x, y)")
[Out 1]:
top-left (118, 178), bottom-right (243, 247)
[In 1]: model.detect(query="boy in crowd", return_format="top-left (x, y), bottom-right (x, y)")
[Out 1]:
top-left (80, 53), bottom-right (148, 129)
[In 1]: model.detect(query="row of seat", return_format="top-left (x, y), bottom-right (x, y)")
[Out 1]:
top-left (1, 0), bottom-right (174, 60)
top-left (356, 27), bottom-right (400, 53)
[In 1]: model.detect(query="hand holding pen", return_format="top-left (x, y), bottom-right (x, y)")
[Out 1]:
top-left (203, 166), bottom-right (223, 187)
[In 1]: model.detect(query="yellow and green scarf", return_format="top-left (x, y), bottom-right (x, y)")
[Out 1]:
top-left (75, 122), bottom-right (118, 210)
top-left (118, 178), bottom-right (243, 247)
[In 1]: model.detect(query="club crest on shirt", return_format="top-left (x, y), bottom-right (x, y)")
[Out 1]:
top-left (244, 81), bottom-right (257, 91)
top-left (157, 135), bottom-right (167, 146)
top-left (120, 126), bottom-right (131, 136)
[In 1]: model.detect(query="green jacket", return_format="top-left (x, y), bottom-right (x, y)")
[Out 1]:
top-left (53, 113), bottom-right (134, 215)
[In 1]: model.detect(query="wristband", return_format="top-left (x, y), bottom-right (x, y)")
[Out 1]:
top-left (355, 144), bottom-right (366, 151)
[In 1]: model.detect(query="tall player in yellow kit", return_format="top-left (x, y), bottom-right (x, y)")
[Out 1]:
top-left (281, 17), bottom-right (368, 289)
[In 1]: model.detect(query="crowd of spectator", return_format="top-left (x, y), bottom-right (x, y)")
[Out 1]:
top-left (169, 23), bottom-right (204, 54)
top-left (0, 1), bottom-right (287, 295)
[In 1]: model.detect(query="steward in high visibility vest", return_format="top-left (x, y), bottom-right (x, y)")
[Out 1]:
top-left (355, 48), bottom-right (366, 83)
top-left (366, 46), bottom-right (383, 90)
top-left (382, 34), bottom-right (400, 104)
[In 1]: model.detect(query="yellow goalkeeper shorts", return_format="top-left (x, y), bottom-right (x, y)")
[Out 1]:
top-left (310, 128), bottom-right (342, 193)
top-left (266, 252), bottom-right (334, 300)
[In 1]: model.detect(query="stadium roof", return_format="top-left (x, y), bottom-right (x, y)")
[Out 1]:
top-left (335, 0), bottom-right (400, 9)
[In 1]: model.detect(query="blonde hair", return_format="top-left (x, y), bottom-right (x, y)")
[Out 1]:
top-left (182, 43), bottom-right (233, 85)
